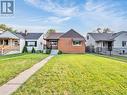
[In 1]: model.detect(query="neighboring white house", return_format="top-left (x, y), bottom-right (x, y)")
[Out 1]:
top-left (86, 31), bottom-right (127, 55)
top-left (0, 31), bottom-right (43, 55)
top-left (22, 32), bottom-right (44, 51)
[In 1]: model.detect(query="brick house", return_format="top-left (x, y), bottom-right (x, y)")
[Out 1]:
top-left (44, 29), bottom-right (86, 54)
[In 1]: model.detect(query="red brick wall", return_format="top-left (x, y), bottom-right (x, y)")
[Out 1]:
top-left (58, 38), bottom-right (85, 53)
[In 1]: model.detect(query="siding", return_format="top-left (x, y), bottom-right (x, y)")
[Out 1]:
top-left (114, 33), bottom-right (127, 48)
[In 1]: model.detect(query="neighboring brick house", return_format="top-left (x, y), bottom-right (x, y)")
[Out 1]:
top-left (44, 29), bottom-right (86, 53)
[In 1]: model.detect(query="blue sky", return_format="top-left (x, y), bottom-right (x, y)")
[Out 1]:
top-left (0, 0), bottom-right (127, 35)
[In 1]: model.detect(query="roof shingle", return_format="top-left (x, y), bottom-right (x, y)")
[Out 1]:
top-left (88, 33), bottom-right (114, 41)
top-left (88, 31), bottom-right (127, 41)
top-left (45, 33), bottom-right (63, 40)
top-left (19, 33), bottom-right (43, 39)
top-left (60, 29), bottom-right (85, 39)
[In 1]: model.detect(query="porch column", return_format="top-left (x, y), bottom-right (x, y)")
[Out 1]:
top-left (2, 40), bottom-right (4, 55)
top-left (10, 39), bottom-right (13, 47)
top-left (101, 41), bottom-right (103, 52)
top-left (2, 40), bottom-right (4, 45)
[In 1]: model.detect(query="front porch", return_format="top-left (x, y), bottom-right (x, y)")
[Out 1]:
top-left (95, 41), bottom-right (113, 55)
top-left (44, 39), bottom-right (58, 50)
top-left (0, 38), bottom-right (20, 55)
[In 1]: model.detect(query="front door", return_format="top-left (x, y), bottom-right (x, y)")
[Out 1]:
top-left (51, 41), bottom-right (58, 49)
top-left (108, 42), bottom-right (112, 51)
top-left (50, 40), bottom-right (58, 49)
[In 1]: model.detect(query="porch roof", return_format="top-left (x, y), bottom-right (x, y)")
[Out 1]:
top-left (45, 33), bottom-right (64, 40)
top-left (88, 33), bottom-right (114, 41)
top-left (0, 32), bottom-right (20, 39)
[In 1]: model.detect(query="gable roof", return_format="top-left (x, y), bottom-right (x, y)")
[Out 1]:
top-left (0, 31), bottom-right (43, 40)
top-left (88, 31), bottom-right (127, 41)
top-left (60, 29), bottom-right (85, 39)
top-left (111, 31), bottom-right (127, 39)
top-left (45, 33), bottom-right (64, 40)
top-left (0, 31), bottom-right (20, 39)
top-left (45, 29), bottom-right (85, 41)
top-left (19, 33), bottom-right (43, 39)
top-left (11, 32), bottom-right (24, 39)
top-left (88, 33), bottom-right (114, 41)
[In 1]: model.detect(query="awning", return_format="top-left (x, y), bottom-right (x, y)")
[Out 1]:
top-left (72, 38), bottom-right (84, 41)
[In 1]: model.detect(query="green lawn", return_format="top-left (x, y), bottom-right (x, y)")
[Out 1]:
top-left (14, 54), bottom-right (127, 95)
top-left (0, 53), bottom-right (48, 85)
top-left (95, 54), bottom-right (127, 63)
top-left (0, 53), bottom-right (25, 60)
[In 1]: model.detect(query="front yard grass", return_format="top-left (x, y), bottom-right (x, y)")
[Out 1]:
top-left (14, 54), bottom-right (127, 95)
top-left (0, 53), bottom-right (48, 85)
top-left (94, 54), bottom-right (127, 63)
top-left (0, 53), bottom-right (25, 60)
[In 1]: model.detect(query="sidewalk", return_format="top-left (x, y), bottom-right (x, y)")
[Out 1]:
top-left (0, 55), bottom-right (54, 95)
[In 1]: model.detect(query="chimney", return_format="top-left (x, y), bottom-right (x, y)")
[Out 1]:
top-left (25, 29), bottom-right (28, 35)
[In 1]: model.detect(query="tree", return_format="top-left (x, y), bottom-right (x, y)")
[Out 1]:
top-left (46, 29), bottom-right (56, 35)
top-left (22, 46), bottom-right (28, 53)
top-left (96, 28), bottom-right (102, 33)
top-left (46, 49), bottom-right (51, 54)
top-left (0, 24), bottom-right (16, 32)
top-left (103, 28), bottom-right (112, 33)
top-left (31, 47), bottom-right (36, 53)
top-left (95, 28), bottom-right (113, 33)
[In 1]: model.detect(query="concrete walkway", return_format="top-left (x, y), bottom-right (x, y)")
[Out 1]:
top-left (0, 55), bottom-right (54, 95)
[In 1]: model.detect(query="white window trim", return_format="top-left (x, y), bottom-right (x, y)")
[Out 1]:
top-left (26, 41), bottom-right (37, 47)
top-left (72, 41), bottom-right (82, 46)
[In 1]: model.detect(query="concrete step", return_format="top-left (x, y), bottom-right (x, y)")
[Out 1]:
top-left (50, 50), bottom-right (58, 55)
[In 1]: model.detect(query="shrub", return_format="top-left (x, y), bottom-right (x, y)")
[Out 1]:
top-left (22, 46), bottom-right (28, 53)
top-left (46, 49), bottom-right (51, 54)
top-left (38, 50), bottom-right (41, 53)
top-left (31, 47), bottom-right (36, 53)
top-left (37, 50), bottom-right (43, 53)
top-left (86, 46), bottom-right (95, 53)
top-left (58, 50), bottom-right (62, 54)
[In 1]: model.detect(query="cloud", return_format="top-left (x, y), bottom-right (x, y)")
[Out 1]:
top-left (45, 16), bottom-right (71, 24)
top-left (8, 24), bottom-right (49, 33)
top-left (3, 0), bottom-right (127, 34)
top-left (80, 0), bottom-right (127, 32)
top-left (28, 16), bottom-right (71, 24)
top-left (24, 0), bottom-right (38, 5)
top-left (24, 0), bottom-right (78, 17)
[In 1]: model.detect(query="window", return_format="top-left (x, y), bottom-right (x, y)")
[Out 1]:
top-left (14, 41), bottom-right (19, 46)
top-left (103, 42), bottom-right (105, 47)
top-left (73, 41), bottom-right (81, 46)
top-left (122, 41), bottom-right (126, 47)
top-left (4, 40), bottom-right (8, 45)
top-left (87, 36), bottom-right (89, 40)
top-left (0, 40), bottom-right (8, 45)
top-left (0, 40), bottom-right (3, 45)
top-left (51, 42), bottom-right (57, 46)
top-left (25, 41), bottom-right (37, 47)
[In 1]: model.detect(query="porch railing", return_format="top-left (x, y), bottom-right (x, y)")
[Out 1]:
top-left (0, 45), bottom-right (20, 55)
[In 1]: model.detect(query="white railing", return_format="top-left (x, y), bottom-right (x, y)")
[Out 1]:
top-left (0, 45), bottom-right (20, 55)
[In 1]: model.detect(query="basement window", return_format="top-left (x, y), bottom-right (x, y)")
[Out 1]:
top-left (73, 41), bottom-right (81, 46)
